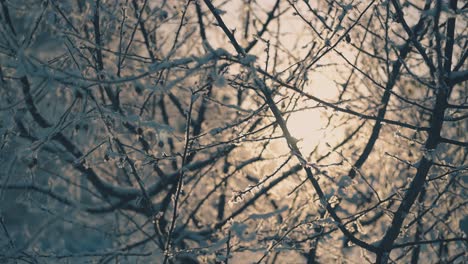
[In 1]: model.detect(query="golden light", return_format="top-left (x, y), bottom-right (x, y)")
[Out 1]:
top-left (287, 108), bottom-right (324, 153)
top-left (286, 71), bottom-right (342, 154)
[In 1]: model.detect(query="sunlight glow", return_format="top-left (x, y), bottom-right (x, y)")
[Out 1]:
top-left (286, 72), bottom-right (341, 154)
top-left (287, 108), bottom-right (324, 153)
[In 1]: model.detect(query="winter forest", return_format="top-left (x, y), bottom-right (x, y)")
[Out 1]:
top-left (0, 0), bottom-right (467, 263)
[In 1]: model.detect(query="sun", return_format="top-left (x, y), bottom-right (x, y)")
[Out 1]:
top-left (285, 71), bottom-right (342, 154)
top-left (287, 107), bottom-right (325, 154)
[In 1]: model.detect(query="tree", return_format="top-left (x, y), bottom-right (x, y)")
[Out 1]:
top-left (0, 0), bottom-right (466, 263)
